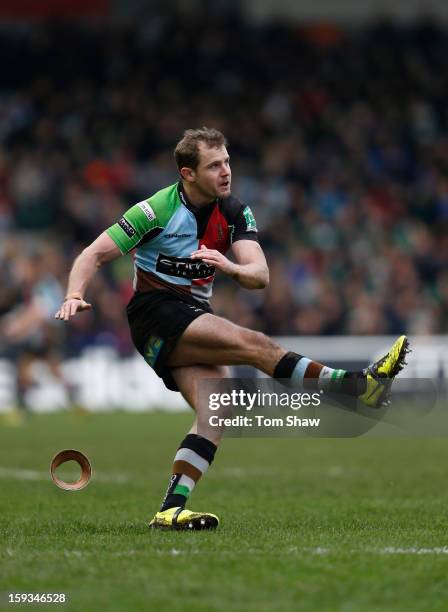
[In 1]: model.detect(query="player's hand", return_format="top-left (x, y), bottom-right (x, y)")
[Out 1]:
top-left (55, 298), bottom-right (92, 321)
top-left (190, 245), bottom-right (238, 276)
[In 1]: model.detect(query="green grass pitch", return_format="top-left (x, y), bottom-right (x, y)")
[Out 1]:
top-left (1, 411), bottom-right (448, 611)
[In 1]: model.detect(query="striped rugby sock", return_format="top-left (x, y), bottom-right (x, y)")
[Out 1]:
top-left (273, 352), bottom-right (366, 395)
top-left (160, 434), bottom-right (217, 512)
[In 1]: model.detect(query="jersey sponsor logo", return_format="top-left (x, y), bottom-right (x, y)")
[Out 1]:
top-left (137, 200), bottom-right (156, 221)
top-left (243, 206), bottom-right (257, 231)
top-left (187, 304), bottom-right (204, 313)
top-left (165, 233), bottom-right (193, 238)
top-left (156, 253), bottom-right (215, 279)
top-left (119, 217), bottom-right (136, 238)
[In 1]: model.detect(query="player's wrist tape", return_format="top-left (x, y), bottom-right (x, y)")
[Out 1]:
top-left (64, 292), bottom-right (83, 302)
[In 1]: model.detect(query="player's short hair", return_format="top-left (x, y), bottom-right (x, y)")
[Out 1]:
top-left (174, 127), bottom-right (227, 170)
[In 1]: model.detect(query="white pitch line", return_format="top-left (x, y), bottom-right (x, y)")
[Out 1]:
top-left (212, 466), bottom-right (361, 478)
top-left (4, 544), bottom-right (448, 559)
top-left (0, 468), bottom-right (43, 481)
top-left (213, 467), bottom-right (294, 477)
top-left (1, 465), bottom-right (360, 482)
top-left (378, 547), bottom-right (448, 555)
top-left (305, 546), bottom-right (448, 556)
top-left (0, 467), bottom-right (131, 484)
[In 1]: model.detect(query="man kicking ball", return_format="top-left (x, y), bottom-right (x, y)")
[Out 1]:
top-left (55, 127), bottom-right (409, 531)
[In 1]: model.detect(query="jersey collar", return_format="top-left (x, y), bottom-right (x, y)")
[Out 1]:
top-left (177, 182), bottom-right (217, 213)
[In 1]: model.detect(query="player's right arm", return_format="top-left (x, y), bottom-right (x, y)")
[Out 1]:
top-left (56, 196), bottom-right (163, 321)
top-left (55, 232), bottom-right (122, 321)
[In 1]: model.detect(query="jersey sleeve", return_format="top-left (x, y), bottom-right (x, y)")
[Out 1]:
top-left (106, 200), bottom-right (161, 254)
top-left (231, 203), bottom-right (259, 244)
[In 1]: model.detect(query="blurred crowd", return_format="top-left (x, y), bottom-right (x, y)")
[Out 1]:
top-left (1, 12), bottom-right (448, 359)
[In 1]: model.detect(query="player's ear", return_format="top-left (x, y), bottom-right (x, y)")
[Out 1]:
top-left (180, 166), bottom-right (195, 183)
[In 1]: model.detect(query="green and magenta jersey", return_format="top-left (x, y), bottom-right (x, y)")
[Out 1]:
top-left (106, 182), bottom-right (258, 303)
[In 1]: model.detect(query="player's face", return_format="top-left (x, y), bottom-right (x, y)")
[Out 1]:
top-left (194, 143), bottom-right (232, 199)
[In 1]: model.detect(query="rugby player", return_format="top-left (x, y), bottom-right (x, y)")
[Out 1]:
top-left (55, 128), bottom-right (409, 531)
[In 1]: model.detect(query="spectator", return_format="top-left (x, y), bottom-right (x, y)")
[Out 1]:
top-left (0, 14), bottom-right (447, 356)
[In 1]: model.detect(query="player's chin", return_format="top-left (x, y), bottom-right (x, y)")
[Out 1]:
top-left (218, 184), bottom-right (231, 197)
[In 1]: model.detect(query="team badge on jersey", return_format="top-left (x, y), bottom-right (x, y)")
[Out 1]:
top-left (243, 206), bottom-right (257, 231)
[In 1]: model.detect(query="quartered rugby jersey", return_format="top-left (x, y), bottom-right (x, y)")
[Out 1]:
top-left (106, 182), bottom-right (258, 303)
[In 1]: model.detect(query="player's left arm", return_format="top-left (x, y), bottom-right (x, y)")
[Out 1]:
top-left (230, 239), bottom-right (269, 289)
top-left (190, 240), bottom-right (269, 289)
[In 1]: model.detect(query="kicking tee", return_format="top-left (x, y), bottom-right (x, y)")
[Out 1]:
top-left (106, 182), bottom-right (258, 303)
